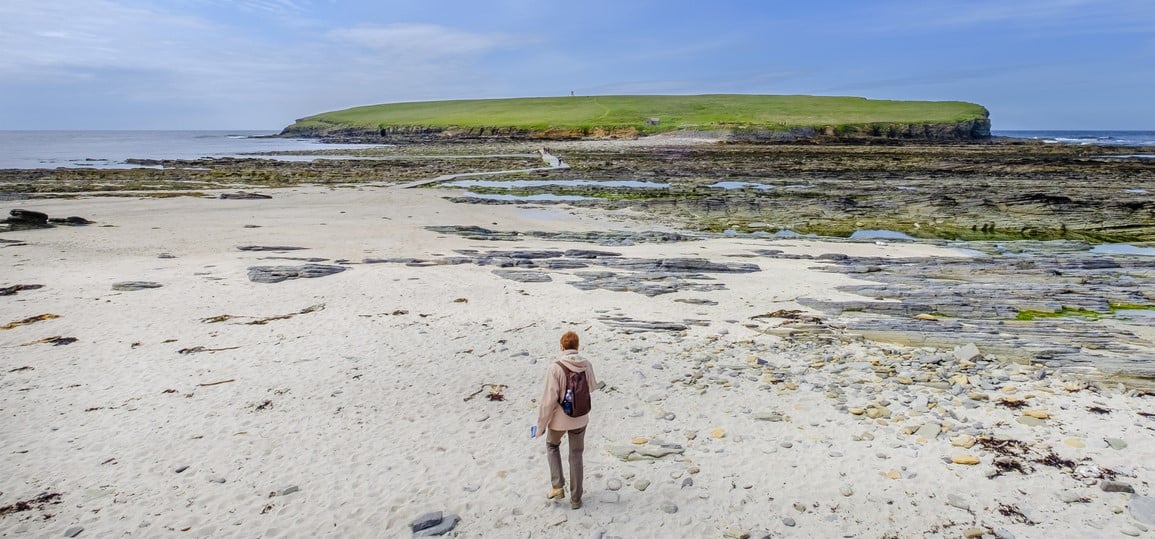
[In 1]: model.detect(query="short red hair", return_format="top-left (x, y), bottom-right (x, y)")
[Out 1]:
top-left (560, 331), bottom-right (579, 351)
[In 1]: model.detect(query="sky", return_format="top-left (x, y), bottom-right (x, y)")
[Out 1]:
top-left (1, 0), bottom-right (1153, 130)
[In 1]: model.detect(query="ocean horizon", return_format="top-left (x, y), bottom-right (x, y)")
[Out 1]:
top-left (0, 129), bottom-right (1152, 170)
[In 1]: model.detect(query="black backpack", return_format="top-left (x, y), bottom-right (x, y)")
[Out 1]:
top-left (557, 362), bottom-right (591, 417)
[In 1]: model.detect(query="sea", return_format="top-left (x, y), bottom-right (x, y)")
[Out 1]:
top-left (0, 130), bottom-right (1152, 170)
top-left (993, 130), bottom-right (1155, 147)
top-left (0, 130), bottom-right (387, 169)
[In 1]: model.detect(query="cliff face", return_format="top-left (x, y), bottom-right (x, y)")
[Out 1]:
top-left (280, 116), bottom-right (991, 143)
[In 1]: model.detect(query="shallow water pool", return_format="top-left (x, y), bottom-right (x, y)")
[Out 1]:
top-left (443, 179), bottom-right (669, 189)
top-left (849, 229), bottom-right (916, 241)
top-left (1090, 244), bottom-right (1155, 256)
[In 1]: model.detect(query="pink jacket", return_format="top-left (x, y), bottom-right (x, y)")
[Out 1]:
top-left (536, 349), bottom-right (597, 435)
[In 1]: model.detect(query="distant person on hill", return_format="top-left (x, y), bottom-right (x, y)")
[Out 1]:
top-left (534, 331), bottom-right (597, 510)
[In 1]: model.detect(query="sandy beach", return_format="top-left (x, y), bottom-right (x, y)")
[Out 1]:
top-left (3, 184), bottom-right (1155, 538)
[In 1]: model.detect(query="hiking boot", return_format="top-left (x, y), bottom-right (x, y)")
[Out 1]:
top-left (570, 500), bottom-right (582, 510)
top-left (547, 487), bottom-right (565, 500)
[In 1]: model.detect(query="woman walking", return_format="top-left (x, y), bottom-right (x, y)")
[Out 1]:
top-left (535, 331), bottom-right (596, 509)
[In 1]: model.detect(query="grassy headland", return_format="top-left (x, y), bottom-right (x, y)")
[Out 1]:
top-left (281, 94), bottom-right (990, 141)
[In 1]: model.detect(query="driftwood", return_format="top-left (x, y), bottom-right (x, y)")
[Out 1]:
top-left (464, 383), bottom-right (508, 402)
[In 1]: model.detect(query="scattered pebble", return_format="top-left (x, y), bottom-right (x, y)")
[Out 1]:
top-left (1101, 481), bottom-right (1135, 493)
top-left (634, 479), bottom-right (651, 492)
top-left (1130, 495), bottom-right (1155, 525)
top-left (63, 526), bottom-right (83, 538)
top-left (782, 517), bottom-right (796, 527)
top-left (271, 485), bottom-right (299, 497)
top-left (660, 502), bottom-right (678, 514)
top-left (951, 454), bottom-right (980, 465)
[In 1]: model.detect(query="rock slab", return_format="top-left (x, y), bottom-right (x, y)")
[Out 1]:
top-left (248, 264), bottom-right (346, 283)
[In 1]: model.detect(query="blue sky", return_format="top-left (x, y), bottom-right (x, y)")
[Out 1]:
top-left (1, 0), bottom-right (1152, 130)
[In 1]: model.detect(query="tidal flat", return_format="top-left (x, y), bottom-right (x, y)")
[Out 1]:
top-left (5, 140), bottom-right (1151, 243)
top-left (2, 139), bottom-right (1155, 537)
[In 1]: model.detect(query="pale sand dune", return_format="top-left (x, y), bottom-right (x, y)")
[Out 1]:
top-left (2, 187), bottom-right (1153, 537)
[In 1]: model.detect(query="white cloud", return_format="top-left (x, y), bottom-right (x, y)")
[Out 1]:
top-left (0, 0), bottom-right (522, 127)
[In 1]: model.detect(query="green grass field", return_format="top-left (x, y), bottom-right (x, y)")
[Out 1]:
top-left (286, 94), bottom-right (988, 134)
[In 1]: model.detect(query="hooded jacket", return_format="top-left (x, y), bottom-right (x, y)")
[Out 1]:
top-left (536, 349), bottom-right (597, 435)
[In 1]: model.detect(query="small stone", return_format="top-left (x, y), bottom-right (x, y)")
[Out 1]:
top-left (840, 486), bottom-right (853, 497)
top-left (1121, 527), bottom-right (1141, 537)
top-left (885, 469), bottom-right (901, 480)
top-left (951, 454), bottom-right (980, 465)
top-left (914, 313), bottom-right (938, 321)
top-left (723, 529), bottom-right (750, 539)
top-left (782, 517), bottom-right (796, 527)
top-left (949, 373), bottom-right (969, 386)
top-left (414, 514), bottom-right (459, 537)
top-left (963, 528), bottom-right (983, 538)
top-left (174, 465), bottom-right (189, 473)
top-left (1016, 416), bottom-right (1045, 427)
top-left (208, 477), bottom-right (226, 484)
top-left (948, 494), bottom-right (970, 511)
top-left (793, 502), bottom-right (807, 513)
top-left (1106, 438), bottom-right (1128, 450)
top-left (1129, 495), bottom-right (1155, 525)
top-left (1101, 480), bottom-right (1135, 493)
top-left (274, 485), bottom-right (299, 497)
top-left (780, 441), bottom-right (793, 449)
top-left (411, 511), bottom-right (443, 532)
top-left (1064, 438), bottom-right (1085, 448)
top-left (950, 435), bottom-right (977, 448)
top-left (681, 477), bottom-right (693, 488)
top-left (848, 408), bottom-right (864, 415)
top-left (915, 422), bottom-right (941, 440)
top-left (634, 479), bottom-right (651, 492)
top-left (607, 479), bottom-right (622, 491)
top-left (660, 502), bottom-right (678, 514)
top-left (63, 526), bottom-right (84, 538)
top-left (955, 343), bottom-right (982, 362)
top-left (632, 437), bottom-right (649, 445)
top-left (1023, 410), bottom-right (1050, 419)
top-left (711, 428), bottom-right (726, 439)
top-left (112, 281), bottom-right (163, 291)
top-left (994, 528), bottom-right (1016, 539)
top-left (1059, 491), bottom-right (1086, 503)
top-left (688, 466), bottom-right (700, 475)
top-left (600, 492), bottom-right (620, 504)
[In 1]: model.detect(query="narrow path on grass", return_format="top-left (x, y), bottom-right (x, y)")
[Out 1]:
top-left (394, 148), bottom-right (569, 189)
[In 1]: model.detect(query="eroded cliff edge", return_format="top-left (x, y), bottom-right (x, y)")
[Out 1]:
top-left (280, 116), bottom-right (991, 143)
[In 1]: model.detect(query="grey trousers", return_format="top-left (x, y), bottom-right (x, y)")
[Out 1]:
top-left (546, 426), bottom-right (586, 503)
